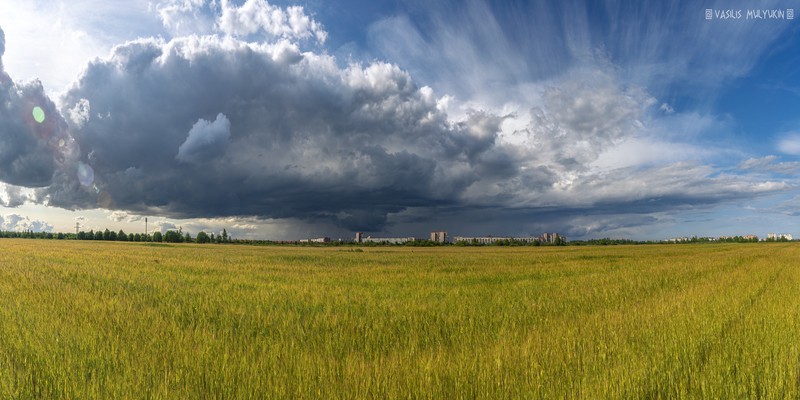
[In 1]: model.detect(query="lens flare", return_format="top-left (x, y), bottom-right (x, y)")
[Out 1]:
top-left (77, 162), bottom-right (94, 187)
top-left (32, 106), bottom-right (45, 123)
top-left (98, 191), bottom-right (113, 208)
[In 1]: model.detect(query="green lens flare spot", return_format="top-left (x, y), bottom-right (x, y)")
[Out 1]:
top-left (32, 106), bottom-right (45, 123)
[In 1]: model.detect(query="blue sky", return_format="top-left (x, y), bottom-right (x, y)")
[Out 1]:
top-left (0, 0), bottom-right (798, 241)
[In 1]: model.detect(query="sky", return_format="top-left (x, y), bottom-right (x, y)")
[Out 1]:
top-left (0, 0), bottom-right (799, 241)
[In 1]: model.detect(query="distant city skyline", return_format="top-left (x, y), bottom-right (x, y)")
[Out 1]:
top-left (0, 1), bottom-right (799, 241)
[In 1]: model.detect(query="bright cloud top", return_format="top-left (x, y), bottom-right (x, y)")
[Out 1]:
top-left (218, 0), bottom-right (327, 43)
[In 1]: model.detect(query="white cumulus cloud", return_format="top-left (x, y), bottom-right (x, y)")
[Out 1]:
top-left (177, 113), bottom-right (231, 164)
top-left (218, 0), bottom-right (326, 43)
top-left (0, 213), bottom-right (53, 232)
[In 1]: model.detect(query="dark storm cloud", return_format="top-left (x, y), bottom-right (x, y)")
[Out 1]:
top-left (2, 185), bottom-right (29, 208)
top-left (45, 35), bottom-right (508, 230)
top-left (30, 30), bottom-right (786, 232)
top-left (0, 27), bottom-right (76, 188)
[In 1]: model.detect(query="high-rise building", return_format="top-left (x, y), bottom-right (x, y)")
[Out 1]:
top-left (430, 231), bottom-right (447, 243)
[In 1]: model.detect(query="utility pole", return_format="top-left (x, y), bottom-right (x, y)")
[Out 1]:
top-left (75, 222), bottom-right (80, 236)
top-left (145, 217), bottom-right (148, 236)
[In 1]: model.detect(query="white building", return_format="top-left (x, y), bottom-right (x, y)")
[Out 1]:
top-left (430, 231), bottom-right (447, 243)
top-left (299, 237), bottom-right (330, 243)
top-left (767, 233), bottom-right (793, 241)
top-left (354, 232), bottom-right (415, 244)
top-left (453, 232), bottom-right (563, 245)
top-left (540, 232), bottom-right (564, 244)
top-left (453, 236), bottom-right (540, 244)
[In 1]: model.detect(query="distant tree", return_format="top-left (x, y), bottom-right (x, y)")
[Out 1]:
top-left (103, 228), bottom-right (111, 241)
top-left (109, 230), bottom-right (117, 241)
top-left (196, 231), bottom-right (211, 244)
top-left (210, 233), bottom-right (216, 243)
top-left (94, 230), bottom-right (103, 240)
top-left (152, 231), bottom-right (163, 242)
top-left (118, 230), bottom-right (127, 241)
top-left (163, 230), bottom-right (181, 243)
top-left (77, 231), bottom-right (86, 240)
top-left (57, 232), bottom-right (65, 240)
top-left (184, 232), bottom-right (192, 243)
top-left (221, 229), bottom-right (228, 243)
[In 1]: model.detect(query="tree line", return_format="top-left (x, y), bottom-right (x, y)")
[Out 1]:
top-left (452, 238), bottom-right (568, 246)
top-left (0, 228), bottom-right (231, 244)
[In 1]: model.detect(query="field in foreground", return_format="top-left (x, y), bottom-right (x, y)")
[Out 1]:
top-left (0, 240), bottom-right (799, 398)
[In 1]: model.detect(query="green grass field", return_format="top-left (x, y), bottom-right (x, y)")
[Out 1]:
top-left (0, 239), bottom-right (798, 398)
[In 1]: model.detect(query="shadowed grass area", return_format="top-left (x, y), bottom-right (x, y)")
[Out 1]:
top-left (0, 240), bottom-right (798, 398)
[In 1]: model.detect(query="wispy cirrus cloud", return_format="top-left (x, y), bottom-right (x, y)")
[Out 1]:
top-left (777, 132), bottom-right (800, 155)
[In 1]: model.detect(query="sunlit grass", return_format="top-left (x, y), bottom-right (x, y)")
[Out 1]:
top-left (0, 240), bottom-right (798, 398)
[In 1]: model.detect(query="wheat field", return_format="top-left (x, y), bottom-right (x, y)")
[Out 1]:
top-left (0, 239), bottom-right (798, 398)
